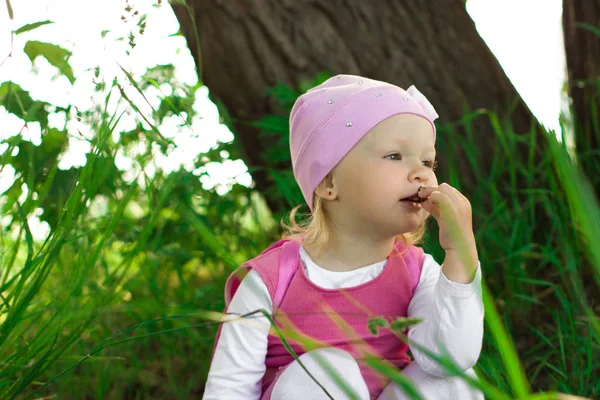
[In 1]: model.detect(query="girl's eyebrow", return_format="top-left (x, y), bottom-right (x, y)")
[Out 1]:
top-left (386, 138), bottom-right (436, 154)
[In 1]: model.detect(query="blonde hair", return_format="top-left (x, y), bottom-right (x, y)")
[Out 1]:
top-left (281, 180), bottom-right (430, 258)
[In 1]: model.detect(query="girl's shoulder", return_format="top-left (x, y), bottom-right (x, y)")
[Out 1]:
top-left (391, 242), bottom-right (426, 292)
top-left (225, 239), bottom-right (301, 307)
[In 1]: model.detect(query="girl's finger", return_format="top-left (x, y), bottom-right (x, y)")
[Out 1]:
top-left (417, 185), bottom-right (437, 199)
top-left (419, 184), bottom-right (466, 208)
top-left (420, 195), bottom-right (440, 219)
top-left (427, 191), bottom-right (459, 223)
top-left (435, 183), bottom-right (464, 206)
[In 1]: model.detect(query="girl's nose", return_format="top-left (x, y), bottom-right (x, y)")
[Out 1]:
top-left (410, 165), bottom-right (431, 182)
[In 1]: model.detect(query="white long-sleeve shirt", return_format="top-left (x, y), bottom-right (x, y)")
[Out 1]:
top-left (203, 247), bottom-right (484, 399)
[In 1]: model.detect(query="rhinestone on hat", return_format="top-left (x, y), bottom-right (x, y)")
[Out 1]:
top-left (358, 80), bottom-right (364, 84)
top-left (403, 96), bottom-right (409, 101)
top-left (346, 121), bottom-right (353, 127)
top-left (321, 87), bottom-right (328, 91)
top-left (328, 99), bottom-right (335, 104)
top-left (375, 92), bottom-right (382, 97)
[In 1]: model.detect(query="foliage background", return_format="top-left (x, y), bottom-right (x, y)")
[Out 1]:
top-left (1, 1), bottom-right (599, 399)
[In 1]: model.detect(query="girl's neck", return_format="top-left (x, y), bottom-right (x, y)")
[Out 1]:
top-left (303, 232), bottom-right (396, 272)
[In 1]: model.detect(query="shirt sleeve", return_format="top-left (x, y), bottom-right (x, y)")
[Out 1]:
top-left (406, 253), bottom-right (484, 377)
top-left (202, 269), bottom-right (273, 400)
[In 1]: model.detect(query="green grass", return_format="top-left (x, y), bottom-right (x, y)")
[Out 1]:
top-left (1, 78), bottom-right (599, 399)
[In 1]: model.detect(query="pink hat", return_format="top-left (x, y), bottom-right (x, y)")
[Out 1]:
top-left (289, 74), bottom-right (439, 211)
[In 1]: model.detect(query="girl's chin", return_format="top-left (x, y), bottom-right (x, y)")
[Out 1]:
top-left (392, 208), bottom-right (426, 229)
top-left (399, 200), bottom-right (424, 210)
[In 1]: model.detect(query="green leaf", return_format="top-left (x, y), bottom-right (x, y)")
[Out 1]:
top-left (5, 0), bottom-right (13, 19)
top-left (266, 82), bottom-right (300, 109)
top-left (168, 30), bottom-right (185, 37)
top-left (0, 81), bottom-right (49, 127)
top-left (156, 95), bottom-right (193, 121)
top-left (576, 22), bottom-right (600, 38)
top-left (1, 179), bottom-right (22, 215)
top-left (23, 40), bottom-right (75, 84)
top-left (250, 115), bottom-right (289, 135)
top-left (15, 20), bottom-right (54, 34)
top-left (367, 317), bottom-right (388, 336)
top-left (389, 316), bottom-right (423, 331)
top-left (10, 128), bottom-right (68, 187)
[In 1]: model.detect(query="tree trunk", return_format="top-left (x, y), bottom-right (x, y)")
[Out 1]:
top-left (562, 0), bottom-right (600, 193)
top-left (172, 0), bottom-right (544, 220)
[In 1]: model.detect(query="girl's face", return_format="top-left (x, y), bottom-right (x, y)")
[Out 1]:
top-left (327, 114), bottom-right (438, 238)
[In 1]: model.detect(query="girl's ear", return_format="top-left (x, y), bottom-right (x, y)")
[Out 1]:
top-left (315, 173), bottom-right (338, 201)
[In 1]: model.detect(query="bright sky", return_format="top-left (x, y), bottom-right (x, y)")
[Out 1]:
top-left (467, 0), bottom-right (566, 134)
top-left (0, 0), bottom-right (566, 239)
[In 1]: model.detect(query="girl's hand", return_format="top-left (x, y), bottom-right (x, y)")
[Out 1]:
top-left (417, 183), bottom-right (476, 253)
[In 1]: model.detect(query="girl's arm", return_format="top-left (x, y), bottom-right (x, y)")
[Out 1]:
top-left (406, 253), bottom-right (484, 377)
top-left (202, 269), bottom-right (272, 399)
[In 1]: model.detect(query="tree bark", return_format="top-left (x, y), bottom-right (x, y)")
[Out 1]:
top-left (172, 0), bottom-right (544, 219)
top-left (562, 0), bottom-right (600, 192)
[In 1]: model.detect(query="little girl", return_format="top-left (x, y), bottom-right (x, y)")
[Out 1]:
top-left (202, 75), bottom-right (485, 399)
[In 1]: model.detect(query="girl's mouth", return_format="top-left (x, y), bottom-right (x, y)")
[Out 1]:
top-left (400, 198), bottom-right (423, 208)
top-left (400, 194), bottom-right (426, 203)
top-left (400, 194), bottom-right (424, 208)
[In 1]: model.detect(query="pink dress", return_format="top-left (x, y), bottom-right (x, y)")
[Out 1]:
top-left (216, 239), bottom-right (424, 400)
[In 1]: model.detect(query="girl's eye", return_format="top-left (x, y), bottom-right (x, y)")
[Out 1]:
top-left (385, 154), bottom-right (438, 171)
top-left (424, 160), bottom-right (439, 171)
